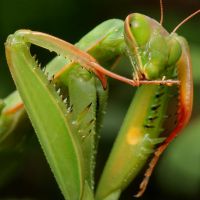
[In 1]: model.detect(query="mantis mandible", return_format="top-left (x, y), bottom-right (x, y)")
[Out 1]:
top-left (1, 0), bottom-right (199, 199)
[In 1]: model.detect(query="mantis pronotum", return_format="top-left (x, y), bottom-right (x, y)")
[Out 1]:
top-left (1, 0), bottom-right (199, 199)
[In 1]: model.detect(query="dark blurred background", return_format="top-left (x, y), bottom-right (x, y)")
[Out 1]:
top-left (0, 0), bottom-right (200, 199)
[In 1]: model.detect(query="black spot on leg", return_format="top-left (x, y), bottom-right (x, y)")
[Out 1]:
top-left (148, 116), bottom-right (158, 121)
top-left (155, 92), bottom-right (164, 98)
top-left (151, 104), bottom-right (161, 111)
top-left (144, 124), bottom-right (155, 129)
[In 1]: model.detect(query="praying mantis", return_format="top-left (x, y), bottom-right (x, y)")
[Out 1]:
top-left (0, 0), bottom-right (199, 199)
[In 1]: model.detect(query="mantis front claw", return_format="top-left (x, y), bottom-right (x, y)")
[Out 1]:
top-left (6, 30), bottom-right (180, 91)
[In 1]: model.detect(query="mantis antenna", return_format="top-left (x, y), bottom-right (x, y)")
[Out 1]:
top-left (160, 0), bottom-right (164, 25)
top-left (172, 9), bottom-right (200, 33)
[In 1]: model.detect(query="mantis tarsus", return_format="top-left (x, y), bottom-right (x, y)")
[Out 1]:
top-left (0, 0), bottom-right (199, 199)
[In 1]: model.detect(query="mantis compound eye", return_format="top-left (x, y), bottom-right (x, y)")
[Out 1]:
top-left (129, 13), bottom-right (151, 46)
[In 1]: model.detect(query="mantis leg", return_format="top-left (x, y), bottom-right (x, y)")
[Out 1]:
top-left (4, 20), bottom-right (127, 199)
top-left (135, 34), bottom-right (193, 198)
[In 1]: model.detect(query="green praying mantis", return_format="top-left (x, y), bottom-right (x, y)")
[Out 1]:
top-left (0, 0), bottom-right (199, 199)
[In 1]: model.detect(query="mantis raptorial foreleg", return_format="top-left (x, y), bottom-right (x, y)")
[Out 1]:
top-left (5, 28), bottom-right (111, 200)
top-left (134, 34), bottom-right (193, 197)
top-left (1, 22), bottom-right (125, 196)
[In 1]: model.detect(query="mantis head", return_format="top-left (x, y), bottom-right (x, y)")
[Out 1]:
top-left (124, 13), bottom-right (182, 80)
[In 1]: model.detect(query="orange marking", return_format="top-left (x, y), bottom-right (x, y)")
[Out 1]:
top-left (127, 127), bottom-right (142, 145)
top-left (4, 102), bottom-right (24, 115)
